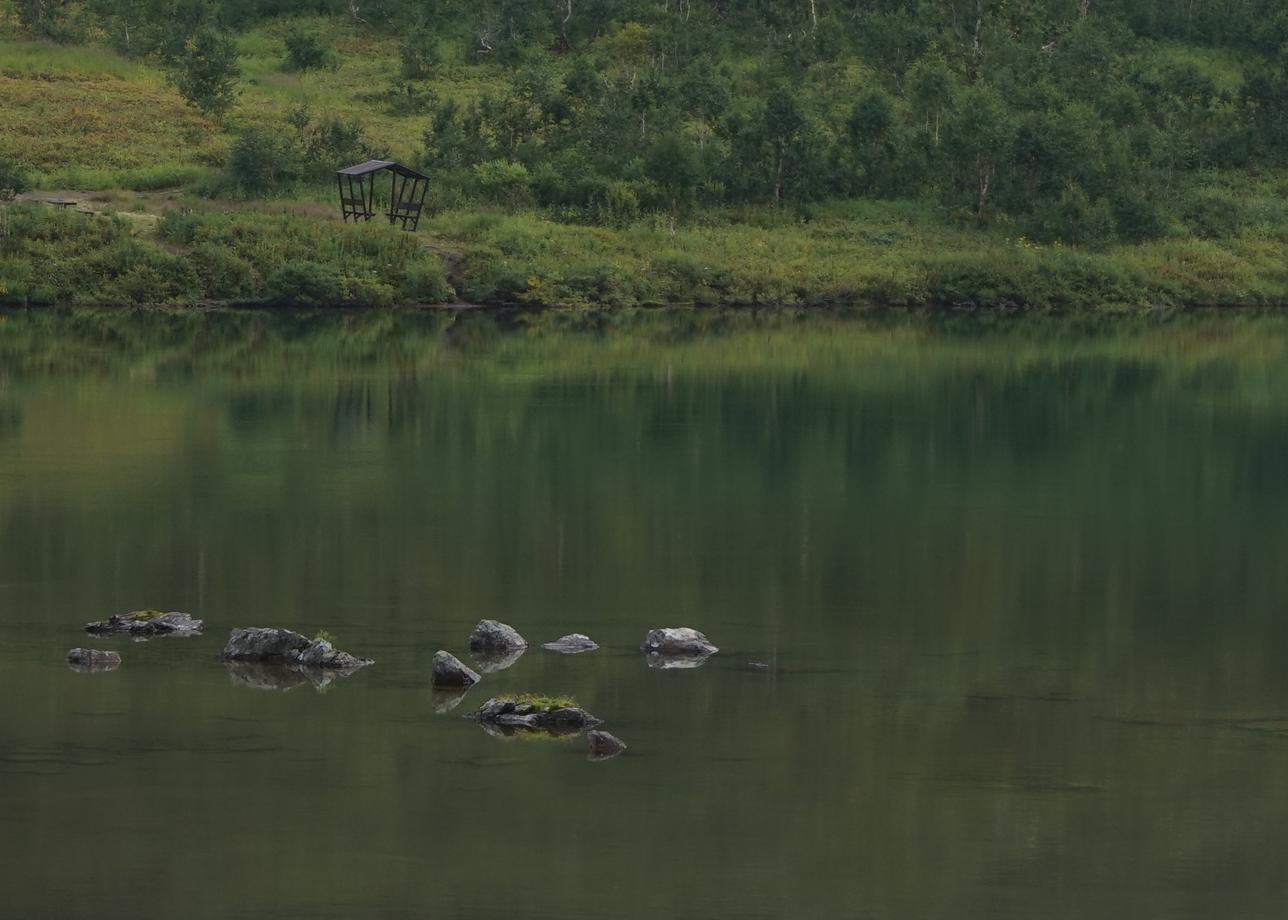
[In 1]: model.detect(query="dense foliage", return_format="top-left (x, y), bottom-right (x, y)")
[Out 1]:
top-left (16, 0), bottom-right (1287, 247)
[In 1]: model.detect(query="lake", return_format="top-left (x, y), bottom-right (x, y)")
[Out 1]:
top-left (2, 308), bottom-right (1287, 919)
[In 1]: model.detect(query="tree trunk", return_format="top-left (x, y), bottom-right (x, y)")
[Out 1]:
top-left (976, 163), bottom-right (992, 222)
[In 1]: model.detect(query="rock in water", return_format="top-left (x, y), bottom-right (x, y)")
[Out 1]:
top-left (542, 633), bottom-right (599, 654)
top-left (221, 627), bottom-right (310, 663)
top-left (587, 730), bottom-right (627, 761)
top-left (66, 648), bottom-right (122, 671)
top-left (465, 697), bottom-right (601, 734)
top-left (84, 610), bottom-right (203, 638)
top-left (221, 628), bottom-right (373, 669)
top-left (299, 638), bottom-right (372, 670)
top-left (640, 627), bottom-right (718, 658)
top-left (432, 650), bottom-right (481, 688)
top-left (468, 619), bottom-right (527, 653)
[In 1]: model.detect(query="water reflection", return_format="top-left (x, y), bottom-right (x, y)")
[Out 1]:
top-left (224, 661), bottom-right (362, 692)
top-left (470, 646), bottom-right (527, 674)
top-left (3, 311), bottom-right (1288, 919)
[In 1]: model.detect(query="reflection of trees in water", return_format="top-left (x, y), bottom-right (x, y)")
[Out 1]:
top-left (0, 400), bottom-right (20, 441)
top-left (330, 373), bottom-right (421, 441)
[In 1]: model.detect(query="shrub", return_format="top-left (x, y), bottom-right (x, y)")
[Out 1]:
top-left (595, 180), bottom-right (641, 226)
top-left (340, 275), bottom-right (397, 308)
top-left (401, 258), bottom-right (453, 303)
top-left (1027, 186), bottom-right (1117, 248)
top-left (76, 239), bottom-right (201, 306)
top-left (264, 261), bottom-right (347, 307)
top-left (170, 27), bottom-right (240, 119)
top-left (283, 29), bottom-right (334, 72)
top-left (190, 243), bottom-right (256, 300)
top-left (1112, 187), bottom-right (1169, 242)
top-left (0, 157), bottom-right (31, 201)
top-left (473, 160), bottom-right (531, 208)
top-left (399, 24), bottom-right (439, 79)
top-left (1181, 189), bottom-right (1245, 239)
top-left (227, 127), bottom-right (303, 194)
top-left (304, 116), bottom-right (370, 174)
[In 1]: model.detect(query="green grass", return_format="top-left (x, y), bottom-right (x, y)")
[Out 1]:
top-left (503, 693), bottom-right (579, 710)
top-left (3, 25), bottom-right (1288, 310)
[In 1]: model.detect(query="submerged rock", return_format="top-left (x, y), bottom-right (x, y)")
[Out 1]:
top-left (468, 619), bottom-right (527, 653)
top-left (640, 627), bottom-right (718, 660)
top-left (66, 648), bottom-right (122, 672)
top-left (84, 610), bottom-right (203, 639)
top-left (465, 696), bottom-right (601, 735)
top-left (542, 633), bottom-right (599, 654)
top-left (432, 650), bottom-right (481, 688)
top-left (586, 730), bottom-right (627, 761)
top-left (221, 628), bottom-right (373, 670)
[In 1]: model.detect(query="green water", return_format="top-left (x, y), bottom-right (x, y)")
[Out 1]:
top-left (3, 310), bottom-right (1288, 919)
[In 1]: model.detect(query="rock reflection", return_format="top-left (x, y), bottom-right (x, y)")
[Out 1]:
top-left (475, 721), bottom-right (583, 742)
top-left (644, 652), bottom-right (714, 670)
top-left (65, 648), bottom-right (122, 673)
top-left (224, 661), bottom-right (360, 692)
top-left (470, 645), bottom-right (525, 674)
top-left (432, 687), bottom-right (472, 714)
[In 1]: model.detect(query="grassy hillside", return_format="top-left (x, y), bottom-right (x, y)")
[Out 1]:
top-left (2, 7), bottom-right (1288, 311)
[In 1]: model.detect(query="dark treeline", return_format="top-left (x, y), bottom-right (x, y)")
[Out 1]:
top-left (18, 0), bottom-right (1288, 244)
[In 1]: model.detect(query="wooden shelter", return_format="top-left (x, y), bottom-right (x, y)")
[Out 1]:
top-left (336, 160), bottom-right (429, 231)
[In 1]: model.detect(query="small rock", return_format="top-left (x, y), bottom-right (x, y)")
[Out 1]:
top-left (587, 730), bottom-right (627, 761)
top-left (465, 697), bottom-right (601, 734)
top-left (221, 628), bottom-right (372, 670)
top-left (640, 627), bottom-right (718, 658)
top-left (66, 648), bottom-right (122, 672)
top-left (432, 650), bottom-right (481, 688)
top-left (542, 633), bottom-right (599, 654)
top-left (299, 638), bottom-right (374, 670)
top-left (85, 610), bottom-right (203, 638)
top-left (468, 619), bottom-right (527, 653)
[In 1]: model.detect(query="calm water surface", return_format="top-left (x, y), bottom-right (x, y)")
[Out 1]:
top-left (2, 311), bottom-right (1287, 919)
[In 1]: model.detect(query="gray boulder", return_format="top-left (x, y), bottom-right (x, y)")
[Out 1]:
top-left (432, 650), bottom-right (481, 688)
top-left (299, 638), bottom-right (373, 670)
top-left (468, 619), bottom-right (527, 653)
top-left (587, 730), bottom-right (627, 760)
top-left (465, 697), bottom-right (601, 734)
top-left (221, 627), bottom-right (310, 663)
top-left (542, 633), bottom-right (599, 654)
top-left (221, 628), bottom-right (373, 670)
top-left (85, 610), bottom-right (203, 638)
top-left (66, 648), bottom-right (122, 671)
top-left (640, 627), bottom-right (718, 658)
